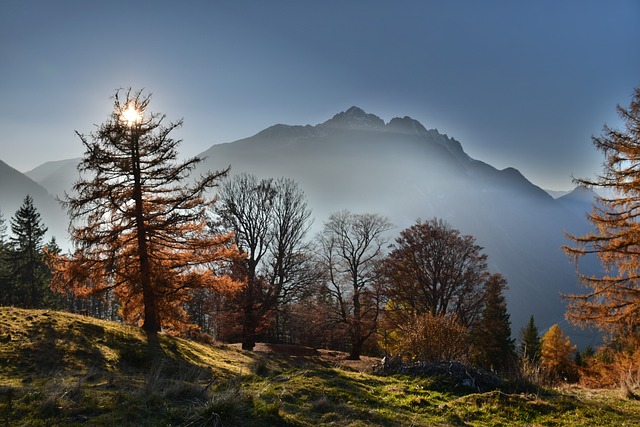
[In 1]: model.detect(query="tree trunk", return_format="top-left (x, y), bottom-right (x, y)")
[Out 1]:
top-left (348, 342), bottom-right (362, 360)
top-left (241, 284), bottom-right (256, 351)
top-left (131, 129), bottom-right (159, 338)
top-left (241, 310), bottom-right (256, 351)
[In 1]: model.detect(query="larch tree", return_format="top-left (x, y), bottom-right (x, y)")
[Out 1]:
top-left (51, 88), bottom-right (240, 337)
top-left (8, 195), bottom-right (52, 308)
top-left (564, 87), bottom-right (640, 335)
top-left (540, 324), bottom-right (577, 382)
top-left (216, 173), bottom-right (314, 350)
top-left (316, 210), bottom-right (392, 360)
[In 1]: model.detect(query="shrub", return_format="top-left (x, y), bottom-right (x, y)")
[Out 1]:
top-left (579, 333), bottom-right (640, 390)
top-left (386, 313), bottom-right (470, 363)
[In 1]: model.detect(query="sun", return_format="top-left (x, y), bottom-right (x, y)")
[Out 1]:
top-left (121, 103), bottom-right (142, 126)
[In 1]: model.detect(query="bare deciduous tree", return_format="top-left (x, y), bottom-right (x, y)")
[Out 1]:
top-left (316, 210), bottom-right (392, 360)
top-left (217, 173), bottom-right (314, 350)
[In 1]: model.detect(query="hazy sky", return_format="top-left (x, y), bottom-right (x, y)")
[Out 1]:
top-left (1, 1), bottom-right (639, 190)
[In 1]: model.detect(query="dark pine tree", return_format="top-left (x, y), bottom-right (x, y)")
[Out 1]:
top-left (8, 195), bottom-right (51, 308)
top-left (519, 315), bottom-right (542, 363)
top-left (472, 274), bottom-right (516, 372)
top-left (0, 210), bottom-right (10, 306)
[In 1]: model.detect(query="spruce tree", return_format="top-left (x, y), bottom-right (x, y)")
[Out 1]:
top-left (472, 274), bottom-right (516, 371)
top-left (519, 315), bottom-right (541, 363)
top-left (0, 210), bottom-right (9, 305)
top-left (42, 237), bottom-right (62, 308)
top-left (8, 195), bottom-right (50, 308)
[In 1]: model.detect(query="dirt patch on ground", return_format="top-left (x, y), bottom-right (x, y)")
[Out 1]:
top-left (230, 343), bottom-right (380, 372)
top-left (253, 343), bottom-right (320, 356)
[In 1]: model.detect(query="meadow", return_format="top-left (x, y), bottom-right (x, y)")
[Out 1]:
top-left (1, 307), bottom-right (638, 426)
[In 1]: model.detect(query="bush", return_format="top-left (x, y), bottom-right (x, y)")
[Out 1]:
top-left (385, 313), bottom-right (470, 363)
top-left (579, 334), bottom-right (640, 390)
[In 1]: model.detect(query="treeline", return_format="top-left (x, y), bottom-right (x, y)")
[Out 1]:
top-left (0, 186), bottom-right (596, 385)
top-left (0, 196), bottom-right (60, 310)
top-left (0, 186), bottom-right (516, 368)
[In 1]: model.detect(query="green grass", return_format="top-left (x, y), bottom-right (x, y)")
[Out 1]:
top-left (1, 307), bottom-right (639, 426)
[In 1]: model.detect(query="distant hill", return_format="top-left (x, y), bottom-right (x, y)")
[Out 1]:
top-left (0, 159), bottom-right (68, 245)
top-left (24, 157), bottom-right (81, 200)
top-left (545, 189), bottom-right (572, 199)
top-left (557, 185), bottom-right (598, 218)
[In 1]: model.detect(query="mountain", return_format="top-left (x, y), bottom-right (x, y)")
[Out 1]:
top-left (24, 158), bottom-right (82, 200)
top-left (20, 106), bottom-right (599, 345)
top-left (557, 185), bottom-right (598, 218)
top-left (195, 106), bottom-right (599, 346)
top-left (0, 159), bottom-right (68, 245)
top-left (546, 189), bottom-right (572, 199)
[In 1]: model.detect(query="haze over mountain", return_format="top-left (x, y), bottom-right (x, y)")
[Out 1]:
top-left (195, 107), bottom-right (599, 345)
top-left (6, 107), bottom-right (600, 345)
top-left (0, 159), bottom-right (68, 245)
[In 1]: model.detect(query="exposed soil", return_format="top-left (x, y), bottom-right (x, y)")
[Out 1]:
top-left (231, 342), bottom-right (380, 372)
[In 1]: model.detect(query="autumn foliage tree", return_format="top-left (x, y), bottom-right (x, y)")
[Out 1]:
top-left (380, 218), bottom-right (511, 367)
top-left (564, 87), bottom-right (640, 335)
top-left (540, 324), bottom-right (578, 383)
top-left (380, 218), bottom-right (496, 330)
top-left (51, 89), bottom-right (240, 337)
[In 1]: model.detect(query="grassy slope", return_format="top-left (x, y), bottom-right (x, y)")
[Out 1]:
top-left (0, 307), bottom-right (638, 427)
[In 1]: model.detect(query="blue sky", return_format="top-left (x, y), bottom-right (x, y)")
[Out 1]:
top-left (1, 1), bottom-right (639, 190)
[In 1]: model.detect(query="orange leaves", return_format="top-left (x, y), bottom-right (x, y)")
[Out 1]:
top-left (55, 89), bottom-right (242, 335)
top-left (564, 87), bottom-right (640, 333)
top-left (386, 313), bottom-right (470, 364)
top-left (541, 324), bottom-right (576, 373)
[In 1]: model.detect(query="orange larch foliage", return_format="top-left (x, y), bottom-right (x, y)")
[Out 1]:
top-left (49, 88), bottom-right (243, 336)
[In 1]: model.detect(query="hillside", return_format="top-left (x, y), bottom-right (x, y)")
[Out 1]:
top-left (1, 307), bottom-right (638, 426)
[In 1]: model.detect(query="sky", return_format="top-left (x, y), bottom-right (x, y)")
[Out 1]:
top-left (1, 1), bottom-right (639, 191)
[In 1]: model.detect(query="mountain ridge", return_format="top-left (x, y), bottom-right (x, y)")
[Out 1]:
top-left (0, 159), bottom-right (68, 245)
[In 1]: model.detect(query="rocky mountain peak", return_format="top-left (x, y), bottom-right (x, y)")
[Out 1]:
top-left (386, 116), bottom-right (429, 137)
top-left (321, 106), bottom-right (385, 130)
